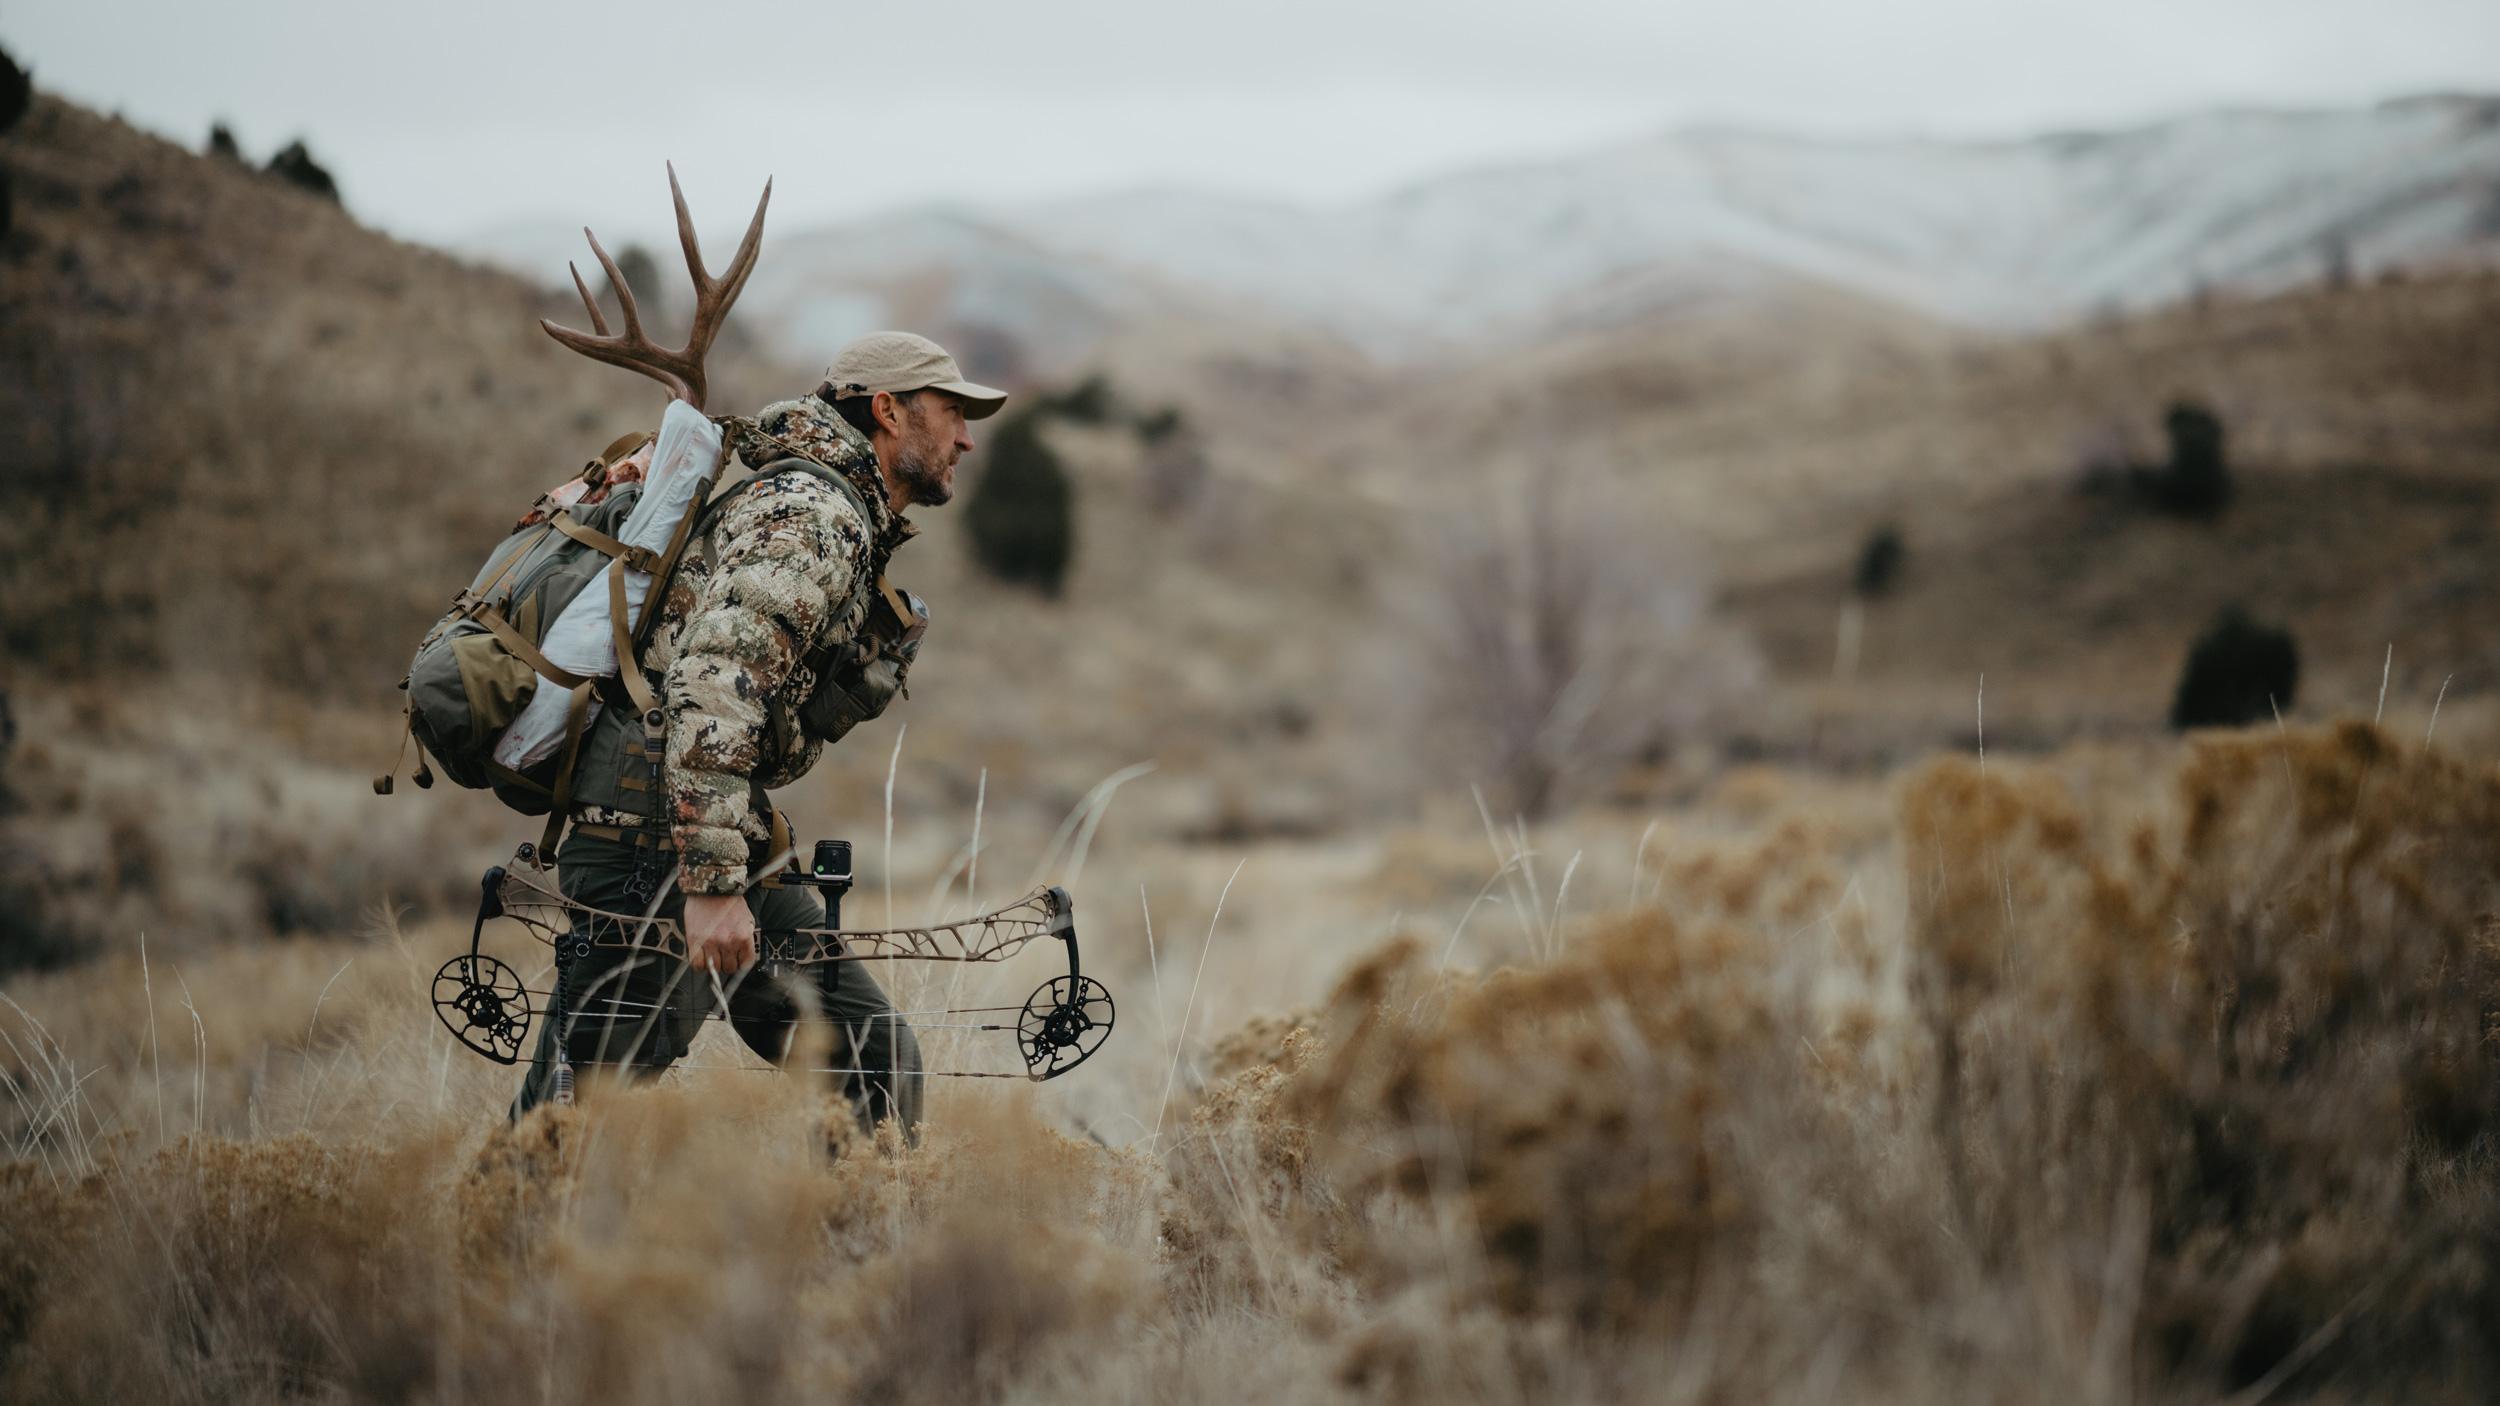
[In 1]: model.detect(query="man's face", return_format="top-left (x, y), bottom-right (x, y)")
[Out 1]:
top-left (880, 390), bottom-right (974, 508)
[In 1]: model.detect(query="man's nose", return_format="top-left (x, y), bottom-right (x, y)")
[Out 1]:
top-left (956, 428), bottom-right (975, 455)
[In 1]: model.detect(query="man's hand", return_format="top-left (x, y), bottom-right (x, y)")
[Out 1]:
top-left (684, 894), bottom-right (756, 974)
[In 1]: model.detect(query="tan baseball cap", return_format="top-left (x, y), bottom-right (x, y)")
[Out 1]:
top-left (821, 331), bottom-right (1008, 420)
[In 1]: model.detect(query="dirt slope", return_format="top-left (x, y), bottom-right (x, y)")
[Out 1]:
top-left (0, 96), bottom-right (780, 693)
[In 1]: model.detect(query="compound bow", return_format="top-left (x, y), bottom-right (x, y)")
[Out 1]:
top-left (433, 839), bottom-right (1115, 1085)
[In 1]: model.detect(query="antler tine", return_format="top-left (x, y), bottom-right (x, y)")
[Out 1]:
top-left (715, 178), bottom-right (772, 307)
top-left (579, 226), bottom-right (648, 340)
top-left (564, 261), bottom-right (611, 337)
top-left (668, 163), bottom-right (773, 350)
top-left (667, 161), bottom-right (706, 288)
top-left (540, 164), bottom-right (770, 410)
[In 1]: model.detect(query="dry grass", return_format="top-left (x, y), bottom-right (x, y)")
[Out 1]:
top-left (4, 722), bottom-right (2492, 1403)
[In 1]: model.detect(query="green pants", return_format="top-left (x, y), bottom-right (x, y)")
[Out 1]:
top-left (510, 833), bottom-right (922, 1137)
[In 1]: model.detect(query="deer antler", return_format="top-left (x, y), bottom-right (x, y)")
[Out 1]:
top-left (540, 162), bottom-right (771, 411)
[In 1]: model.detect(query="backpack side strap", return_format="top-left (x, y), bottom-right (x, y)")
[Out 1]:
top-left (545, 511), bottom-right (663, 576)
top-left (473, 606), bottom-right (594, 691)
top-left (535, 681), bottom-right (598, 858)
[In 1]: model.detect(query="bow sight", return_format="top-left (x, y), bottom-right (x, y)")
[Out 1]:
top-left (431, 839), bottom-right (1115, 1083)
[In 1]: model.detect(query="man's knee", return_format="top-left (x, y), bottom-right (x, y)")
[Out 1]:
top-left (880, 1013), bottom-right (923, 1079)
top-left (830, 1005), bottom-right (913, 1069)
top-left (826, 1005), bottom-right (919, 1136)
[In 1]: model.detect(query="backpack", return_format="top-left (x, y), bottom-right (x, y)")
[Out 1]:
top-left (377, 420), bottom-right (922, 853)
top-left (374, 426), bottom-right (711, 826)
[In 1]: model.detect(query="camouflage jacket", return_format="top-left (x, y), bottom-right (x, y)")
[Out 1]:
top-left (630, 398), bottom-right (906, 894)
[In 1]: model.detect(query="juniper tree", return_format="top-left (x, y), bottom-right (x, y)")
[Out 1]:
top-left (266, 140), bottom-right (339, 203)
top-left (2133, 400), bottom-right (2230, 518)
top-left (964, 408), bottom-right (1075, 595)
top-left (1853, 524), bottom-right (1906, 599)
top-left (0, 45), bottom-right (28, 134)
top-left (2170, 606), bottom-right (2297, 729)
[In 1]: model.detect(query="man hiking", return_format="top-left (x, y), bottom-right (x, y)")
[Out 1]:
top-left (508, 324), bottom-right (1005, 1135)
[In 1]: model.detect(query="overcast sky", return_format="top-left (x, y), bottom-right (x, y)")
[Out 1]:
top-left (9, 0), bottom-right (2499, 249)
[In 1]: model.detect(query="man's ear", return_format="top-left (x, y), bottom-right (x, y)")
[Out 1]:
top-left (875, 390), bottom-right (919, 436)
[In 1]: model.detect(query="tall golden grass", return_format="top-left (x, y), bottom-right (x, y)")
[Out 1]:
top-left (4, 722), bottom-right (2491, 1402)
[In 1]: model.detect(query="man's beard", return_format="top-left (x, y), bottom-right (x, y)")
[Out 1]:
top-left (888, 443), bottom-right (953, 507)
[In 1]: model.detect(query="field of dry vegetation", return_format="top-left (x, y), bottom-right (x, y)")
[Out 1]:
top-left (5, 724), bottom-right (2495, 1402)
top-left (5, 95), bottom-right (2499, 1402)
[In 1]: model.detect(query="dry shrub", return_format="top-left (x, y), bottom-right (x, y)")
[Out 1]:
top-left (1159, 1011), bottom-right (1333, 1311)
top-left (1171, 914), bottom-right (1825, 1345)
top-left (817, 1153), bottom-right (1149, 1406)
top-left (1900, 722), bottom-right (2500, 1395)
top-left (1309, 921), bottom-right (1799, 1327)
top-left (1655, 814), bottom-right (1847, 930)
top-left (3, 1133), bottom-right (468, 1401)
top-left (1160, 723), bottom-right (2499, 1400)
top-left (0, 1076), bottom-right (1160, 1405)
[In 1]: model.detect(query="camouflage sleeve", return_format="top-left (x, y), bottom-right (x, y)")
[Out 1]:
top-left (663, 474), bottom-right (869, 894)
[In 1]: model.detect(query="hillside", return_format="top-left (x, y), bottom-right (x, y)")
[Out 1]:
top-left (0, 97), bottom-right (730, 693)
top-left (1342, 259), bottom-right (2500, 538)
top-left (9, 87), bottom-right (2500, 970)
top-left (0, 94), bottom-right (1379, 764)
top-left (1702, 272), bottom-right (2500, 749)
top-left (0, 94), bottom-right (1391, 966)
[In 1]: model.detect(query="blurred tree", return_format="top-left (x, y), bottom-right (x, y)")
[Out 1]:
top-left (1408, 479), bottom-right (1757, 820)
top-left (2159, 400), bottom-right (2229, 516)
top-left (1040, 373), bottom-right (1113, 424)
top-left (2133, 399), bottom-right (2230, 518)
top-left (0, 42), bottom-right (23, 239)
top-left (1852, 524), bottom-right (1905, 599)
top-left (207, 122), bottom-right (243, 161)
top-left (2170, 606), bottom-right (2298, 729)
top-left (964, 408), bottom-right (1075, 596)
top-left (0, 45), bottom-right (28, 134)
top-left (265, 139), bottom-right (339, 204)
top-left (0, 689), bottom-right (15, 807)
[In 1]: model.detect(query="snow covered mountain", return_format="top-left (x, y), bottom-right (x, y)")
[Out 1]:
top-left (1025, 95), bottom-right (2500, 346)
top-left (466, 95), bottom-right (2500, 366)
